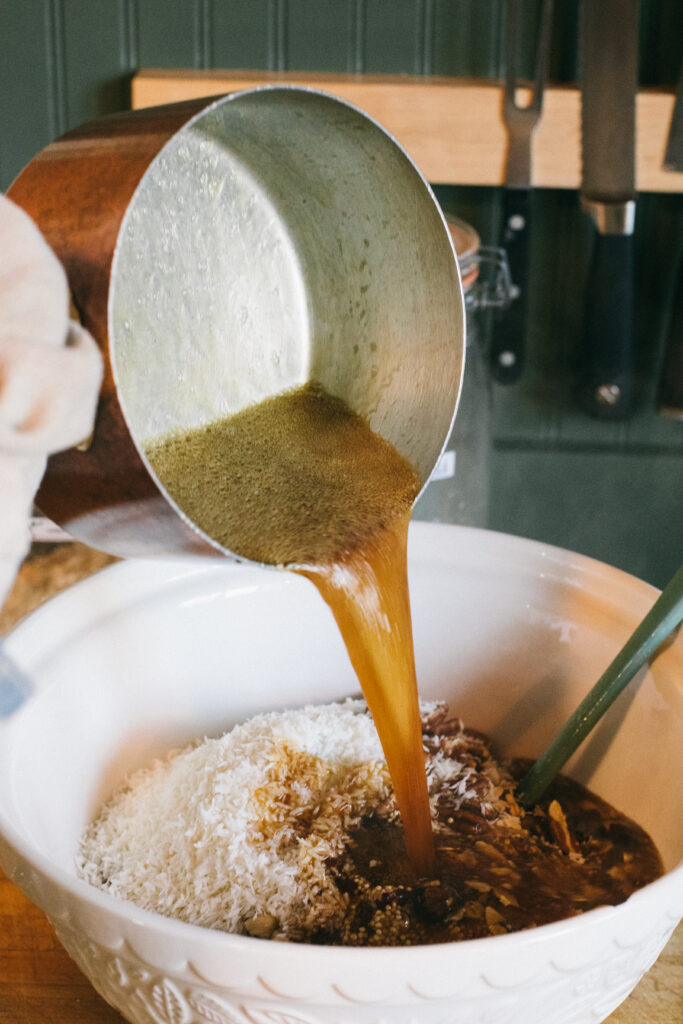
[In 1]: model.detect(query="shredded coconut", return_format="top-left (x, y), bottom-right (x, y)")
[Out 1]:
top-left (77, 698), bottom-right (399, 937)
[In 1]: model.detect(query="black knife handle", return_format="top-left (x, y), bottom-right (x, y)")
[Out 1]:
top-left (657, 254), bottom-right (683, 419)
top-left (577, 232), bottom-right (636, 419)
top-left (490, 188), bottom-right (530, 384)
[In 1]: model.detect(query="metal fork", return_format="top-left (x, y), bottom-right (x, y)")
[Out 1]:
top-left (503, 0), bottom-right (554, 189)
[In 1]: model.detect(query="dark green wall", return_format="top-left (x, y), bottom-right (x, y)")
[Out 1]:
top-left (1, 0), bottom-right (681, 586)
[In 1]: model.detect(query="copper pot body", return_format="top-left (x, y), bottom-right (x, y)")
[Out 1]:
top-left (9, 88), bottom-right (464, 562)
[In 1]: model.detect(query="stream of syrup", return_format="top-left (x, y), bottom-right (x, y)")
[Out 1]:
top-left (145, 382), bottom-right (435, 873)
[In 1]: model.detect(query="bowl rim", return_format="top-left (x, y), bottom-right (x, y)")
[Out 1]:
top-left (5, 523), bottom-right (668, 652)
top-left (1, 523), bottom-right (681, 962)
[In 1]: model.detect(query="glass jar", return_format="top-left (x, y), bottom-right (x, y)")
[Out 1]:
top-left (412, 216), bottom-right (512, 528)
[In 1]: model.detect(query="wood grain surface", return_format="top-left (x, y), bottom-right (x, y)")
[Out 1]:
top-left (131, 71), bottom-right (683, 194)
top-left (0, 868), bottom-right (124, 1024)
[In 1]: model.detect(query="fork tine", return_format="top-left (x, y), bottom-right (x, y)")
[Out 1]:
top-left (533, 0), bottom-right (554, 104)
top-left (504, 0), bottom-right (523, 105)
top-left (504, 0), bottom-right (554, 118)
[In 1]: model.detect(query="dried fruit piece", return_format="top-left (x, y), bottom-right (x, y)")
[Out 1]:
top-left (414, 880), bottom-right (461, 922)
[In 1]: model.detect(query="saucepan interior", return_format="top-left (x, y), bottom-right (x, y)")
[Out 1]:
top-left (109, 87), bottom-right (465, 492)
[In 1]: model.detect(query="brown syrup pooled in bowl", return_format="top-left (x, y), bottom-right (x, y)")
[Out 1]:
top-left (145, 381), bottom-right (434, 872)
top-left (304, 709), bottom-right (663, 947)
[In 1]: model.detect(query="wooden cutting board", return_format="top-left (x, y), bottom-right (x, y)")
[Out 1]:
top-left (0, 868), bottom-right (124, 1023)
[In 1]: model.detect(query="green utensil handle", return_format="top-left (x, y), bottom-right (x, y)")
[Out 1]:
top-left (516, 562), bottom-right (683, 807)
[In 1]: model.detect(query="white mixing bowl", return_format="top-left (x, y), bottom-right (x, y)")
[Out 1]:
top-left (0, 523), bottom-right (681, 1024)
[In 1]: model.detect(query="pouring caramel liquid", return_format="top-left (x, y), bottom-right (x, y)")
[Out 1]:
top-left (145, 382), bottom-right (434, 874)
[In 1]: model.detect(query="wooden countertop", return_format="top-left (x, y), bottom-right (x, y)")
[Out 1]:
top-left (0, 545), bottom-right (681, 1024)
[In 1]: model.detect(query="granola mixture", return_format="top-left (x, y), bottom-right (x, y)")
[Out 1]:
top-left (78, 700), bottom-right (662, 946)
top-left (313, 705), bottom-right (663, 945)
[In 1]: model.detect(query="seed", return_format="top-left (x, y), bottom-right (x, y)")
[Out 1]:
top-left (490, 866), bottom-right (520, 880)
top-left (495, 889), bottom-right (519, 907)
top-left (485, 906), bottom-right (505, 927)
top-left (475, 840), bottom-right (509, 864)
top-left (465, 880), bottom-right (491, 893)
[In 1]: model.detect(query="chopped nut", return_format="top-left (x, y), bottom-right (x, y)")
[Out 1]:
top-left (547, 800), bottom-right (563, 821)
top-left (244, 913), bottom-right (278, 939)
top-left (499, 815), bottom-right (523, 830)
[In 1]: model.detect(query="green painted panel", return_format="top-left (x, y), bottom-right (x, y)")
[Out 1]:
top-left (548, 0), bottom-right (578, 84)
top-left (431, 0), bottom-right (501, 77)
top-left (362, 0), bottom-right (423, 74)
top-left (285, 0), bottom-right (354, 71)
top-left (136, 0), bottom-right (202, 68)
top-left (61, 0), bottom-right (129, 128)
top-left (0, 0), bottom-right (53, 187)
top-left (640, 0), bottom-right (683, 84)
top-left (488, 447), bottom-right (683, 588)
top-left (210, 0), bottom-right (275, 70)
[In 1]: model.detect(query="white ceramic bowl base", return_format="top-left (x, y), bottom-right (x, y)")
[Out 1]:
top-left (0, 524), bottom-right (681, 1024)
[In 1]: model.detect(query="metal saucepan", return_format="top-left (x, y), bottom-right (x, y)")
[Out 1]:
top-left (9, 87), bottom-right (465, 562)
